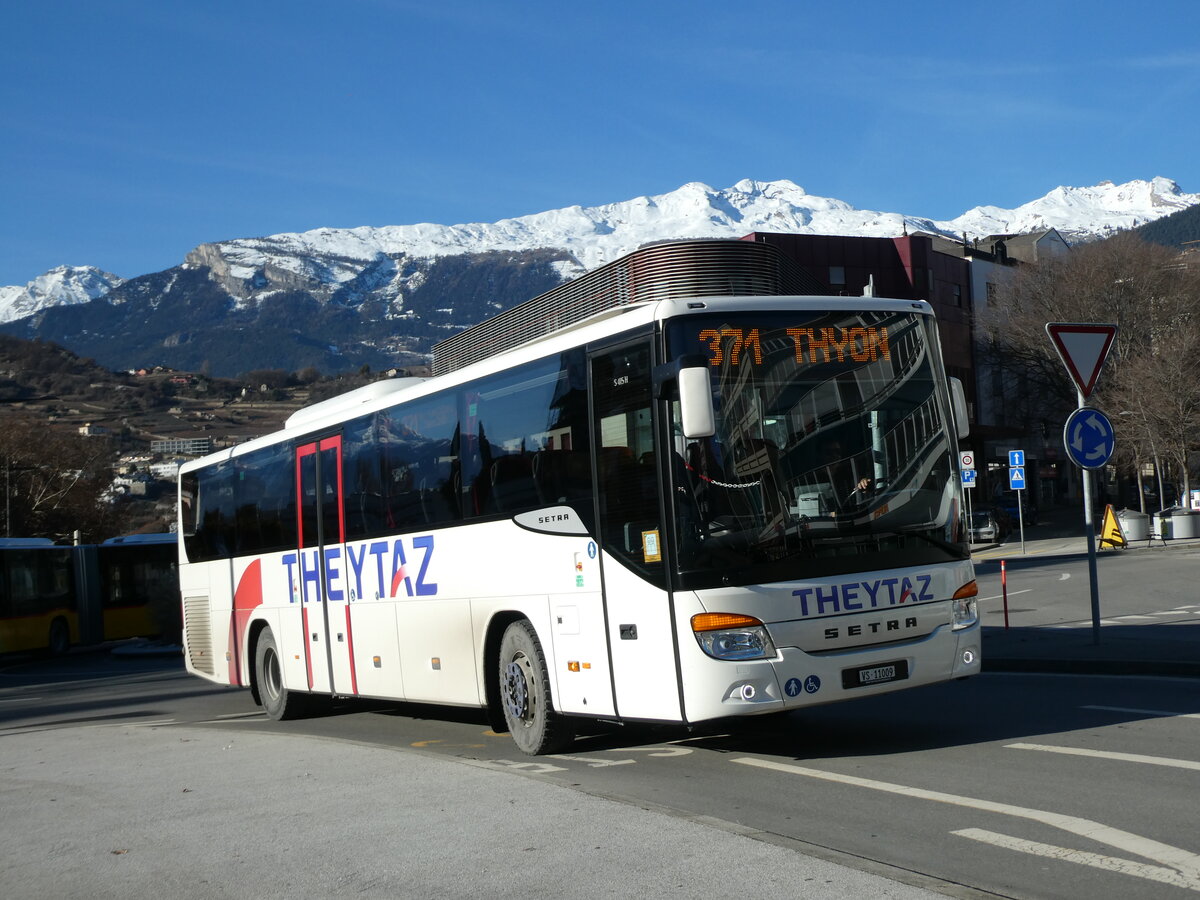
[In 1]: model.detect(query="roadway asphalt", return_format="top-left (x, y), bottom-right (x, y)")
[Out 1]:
top-left (972, 505), bottom-right (1200, 679)
top-left (8, 516), bottom-right (1196, 899)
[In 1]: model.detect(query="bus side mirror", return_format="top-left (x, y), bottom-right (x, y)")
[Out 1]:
top-left (679, 367), bottom-right (715, 438)
top-left (949, 377), bottom-right (970, 440)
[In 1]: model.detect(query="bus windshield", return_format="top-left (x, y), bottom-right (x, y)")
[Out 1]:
top-left (666, 308), bottom-right (966, 589)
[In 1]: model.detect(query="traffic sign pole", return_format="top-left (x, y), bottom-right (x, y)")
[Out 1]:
top-left (1077, 389), bottom-right (1102, 645)
top-left (1008, 450), bottom-right (1026, 554)
top-left (1047, 323), bottom-right (1116, 646)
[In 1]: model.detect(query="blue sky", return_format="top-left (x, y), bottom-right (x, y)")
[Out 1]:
top-left (3, 0), bottom-right (1199, 286)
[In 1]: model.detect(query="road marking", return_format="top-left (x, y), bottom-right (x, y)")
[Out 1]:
top-left (1007, 742), bottom-right (1200, 772)
top-left (1112, 615), bottom-right (1159, 621)
top-left (614, 746), bottom-right (694, 758)
top-left (0, 697), bottom-right (42, 703)
top-left (484, 759), bottom-right (568, 775)
top-left (1059, 573), bottom-right (1071, 581)
top-left (548, 753), bottom-right (635, 767)
top-left (88, 719), bottom-right (178, 728)
top-left (733, 757), bottom-right (1200, 887)
top-left (954, 829), bottom-right (1199, 891)
top-left (1083, 705), bottom-right (1200, 721)
top-left (978, 588), bottom-right (1032, 602)
top-left (210, 715), bottom-right (268, 724)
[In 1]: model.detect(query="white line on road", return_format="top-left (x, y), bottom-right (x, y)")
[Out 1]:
top-left (978, 588), bottom-right (1032, 602)
top-left (0, 697), bottom-right (41, 703)
top-left (954, 829), bottom-right (1198, 892)
top-left (210, 715), bottom-right (268, 724)
top-left (733, 757), bottom-right (1200, 888)
top-left (547, 753), bottom-right (635, 767)
top-left (1006, 742), bottom-right (1200, 772)
top-left (1083, 705), bottom-right (1200, 721)
top-left (1059, 573), bottom-right (1071, 581)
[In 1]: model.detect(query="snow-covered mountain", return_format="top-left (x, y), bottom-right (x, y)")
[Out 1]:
top-left (0, 265), bottom-right (124, 324)
top-left (2, 176), bottom-right (1196, 377)
top-left (178, 176), bottom-right (1200, 309)
top-left (4, 177), bottom-right (1197, 314)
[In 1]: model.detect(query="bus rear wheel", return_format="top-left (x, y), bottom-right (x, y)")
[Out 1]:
top-left (254, 627), bottom-right (309, 720)
top-left (498, 619), bottom-right (573, 755)
top-left (47, 619), bottom-right (70, 656)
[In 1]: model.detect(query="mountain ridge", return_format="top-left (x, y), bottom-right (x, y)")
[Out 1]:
top-left (2, 176), bottom-right (1195, 376)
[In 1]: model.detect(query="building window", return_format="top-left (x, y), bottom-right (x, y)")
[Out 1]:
top-left (829, 266), bottom-right (845, 286)
top-left (953, 284), bottom-right (962, 307)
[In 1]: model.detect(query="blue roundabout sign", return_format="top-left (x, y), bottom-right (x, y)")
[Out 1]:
top-left (1063, 408), bottom-right (1115, 470)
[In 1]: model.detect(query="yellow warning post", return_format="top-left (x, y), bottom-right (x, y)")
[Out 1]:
top-left (1099, 504), bottom-right (1127, 550)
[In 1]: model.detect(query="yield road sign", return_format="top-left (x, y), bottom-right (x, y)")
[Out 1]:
top-left (1009, 466), bottom-right (1026, 490)
top-left (1045, 323), bottom-right (1117, 399)
top-left (1064, 407), bottom-right (1115, 469)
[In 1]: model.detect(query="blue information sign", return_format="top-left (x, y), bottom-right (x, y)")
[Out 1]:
top-left (1009, 449), bottom-right (1025, 467)
top-left (1063, 408), bottom-right (1115, 470)
top-left (1009, 466), bottom-right (1026, 490)
top-left (961, 469), bottom-right (977, 488)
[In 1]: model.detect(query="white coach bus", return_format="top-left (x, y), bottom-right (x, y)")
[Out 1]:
top-left (177, 296), bottom-right (979, 754)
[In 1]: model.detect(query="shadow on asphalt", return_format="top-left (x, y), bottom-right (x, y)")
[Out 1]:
top-left (554, 671), bottom-right (1200, 762)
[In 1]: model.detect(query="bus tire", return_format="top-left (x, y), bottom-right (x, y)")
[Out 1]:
top-left (254, 627), bottom-right (308, 720)
top-left (498, 619), bottom-right (573, 755)
top-left (47, 618), bottom-right (70, 656)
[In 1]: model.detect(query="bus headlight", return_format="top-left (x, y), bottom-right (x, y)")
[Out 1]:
top-left (692, 613), bottom-right (776, 661)
top-left (951, 580), bottom-right (979, 630)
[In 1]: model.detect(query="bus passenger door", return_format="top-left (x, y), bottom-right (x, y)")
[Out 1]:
top-left (296, 436), bottom-right (358, 697)
top-left (590, 342), bottom-right (682, 722)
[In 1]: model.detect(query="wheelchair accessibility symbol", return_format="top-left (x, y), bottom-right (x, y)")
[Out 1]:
top-left (785, 676), bottom-right (822, 696)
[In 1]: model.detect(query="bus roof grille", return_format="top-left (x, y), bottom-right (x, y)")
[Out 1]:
top-left (430, 238), bottom-right (822, 375)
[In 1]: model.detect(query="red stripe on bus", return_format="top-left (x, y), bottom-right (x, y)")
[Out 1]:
top-left (344, 604), bottom-right (358, 695)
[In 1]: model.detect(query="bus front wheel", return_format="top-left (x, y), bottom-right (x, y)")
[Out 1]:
top-left (254, 627), bottom-right (308, 720)
top-left (498, 619), bottom-right (573, 755)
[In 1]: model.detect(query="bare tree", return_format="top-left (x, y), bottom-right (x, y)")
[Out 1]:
top-left (0, 416), bottom-right (124, 541)
top-left (979, 233), bottom-right (1200, 506)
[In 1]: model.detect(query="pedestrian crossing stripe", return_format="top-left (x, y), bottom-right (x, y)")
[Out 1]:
top-left (1099, 504), bottom-right (1126, 550)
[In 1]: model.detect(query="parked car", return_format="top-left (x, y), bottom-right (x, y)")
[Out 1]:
top-left (969, 510), bottom-right (1001, 543)
top-left (995, 492), bottom-right (1038, 526)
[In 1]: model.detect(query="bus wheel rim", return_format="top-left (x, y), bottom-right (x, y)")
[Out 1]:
top-left (503, 656), bottom-right (531, 721)
top-left (264, 649), bottom-right (282, 699)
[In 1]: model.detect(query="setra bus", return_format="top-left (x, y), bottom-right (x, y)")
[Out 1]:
top-left (176, 296), bottom-right (979, 753)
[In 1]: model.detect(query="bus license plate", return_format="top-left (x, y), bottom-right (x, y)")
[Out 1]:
top-left (842, 660), bottom-right (908, 689)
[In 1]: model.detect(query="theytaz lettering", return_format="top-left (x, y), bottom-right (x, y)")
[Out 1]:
top-left (791, 574), bottom-right (934, 617)
top-left (281, 535), bottom-right (438, 603)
